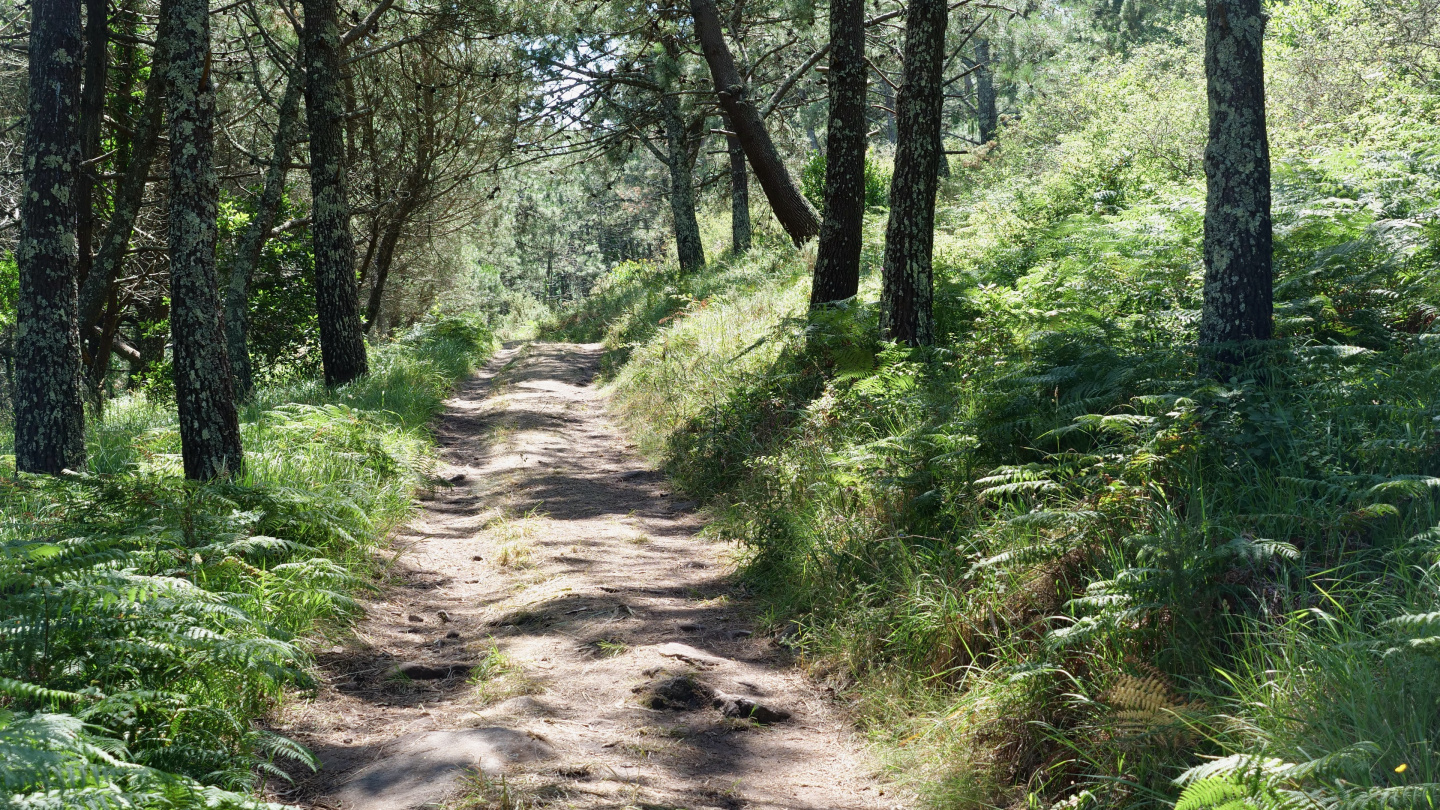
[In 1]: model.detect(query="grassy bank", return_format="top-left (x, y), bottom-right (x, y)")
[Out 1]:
top-left (0, 315), bottom-right (493, 808)
top-left (557, 18), bottom-right (1440, 810)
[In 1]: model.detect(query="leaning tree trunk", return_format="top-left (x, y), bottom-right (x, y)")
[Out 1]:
top-left (810, 0), bottom-right (867, 306)
top-left (225, 74), bottom-right (303, 398)
top-left (166, 0), bottom-right (243, 481)
top-left (879, 0), bottom-right (948, 346)
top-left (14, 0), bottom-right (86, 474)
top-left (1198, 0), bottom-right (1272, 368)
top-left (661, 93), bottom-right (705, 274)
top-left (75, 0), bottom-right (106, 290)
top-left (723, 114), bottom-right (751, 254)
top-left (689, 0), bottom-right (819, 245)
top-left (78, 13), bottom-right (167, 386)
top-left (302, 0), bottom-right (368, 386)
top-left (975, 37), bottom-right (997, 144)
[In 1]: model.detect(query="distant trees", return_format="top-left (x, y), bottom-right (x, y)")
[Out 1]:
top-left (810, 0), bottom-right (867, 306)
top-left (879, 0), bottom-right (950, 345)
top-left (1198, 0), bottom-right (1272, 366)
top-left (14, 0), bottom-right (86, 474)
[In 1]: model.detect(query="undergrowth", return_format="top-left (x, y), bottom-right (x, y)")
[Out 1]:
top-left (562, 13), bottom-right (1440, 810)
top-left (0, 314), bottom-right (493, 808)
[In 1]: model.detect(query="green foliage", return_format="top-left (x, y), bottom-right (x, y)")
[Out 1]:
top-left (800, 151), bottom-right (892, 211)
top-left (0, 316), bottom-right (493, 808)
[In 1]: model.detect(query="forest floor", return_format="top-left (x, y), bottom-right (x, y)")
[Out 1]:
top-left (274, 342), bottom-right (898, 810)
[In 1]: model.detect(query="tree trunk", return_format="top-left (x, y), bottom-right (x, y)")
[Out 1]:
top-left (689, 0), bottom-right (819, 245)
top-left (225, 74), bottom-right (303, 398)
top-left (14, 0), bottom-right (86, 474)
top-left (302, 0), bottom-right (369, 386)
top-left (1198, 0), bottom-right (1272, 366)
top-left (662, 92), bottom-right (705, 274)
top-left (879, 0), bottom-right (948, 346)
top-left (166, 0), bottom-right (243, 481)
top-left (78, 17), bottom-right (166, 382)
top-left (810, 0), bottom-right (866, 306)
top-left (975, 37), bottom-right (997, 143)
top-left (75, 0), bottom-right (106, 289)
top-left (724, 114), bottom-right (751, 254)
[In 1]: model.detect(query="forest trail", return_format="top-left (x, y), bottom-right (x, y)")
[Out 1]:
top-left (278, 342), bottom-right (898, 810)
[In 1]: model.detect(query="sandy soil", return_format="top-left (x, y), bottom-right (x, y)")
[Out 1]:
top-left (274, 342), bottom-right (901, 810)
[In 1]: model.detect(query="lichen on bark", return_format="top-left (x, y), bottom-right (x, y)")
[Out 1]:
top-left (302, 0), bottom-right (369, 386)
top-left (879, 0), bottom-right (948, 345)
top-left (14, 0), bottom-right (87, 474)
top-left (810, 0), bottom-right (867, 307)
top-left (1199, 0), bottom-right (1273, 368)
top-left (166, 0), bottom-right (244, 480)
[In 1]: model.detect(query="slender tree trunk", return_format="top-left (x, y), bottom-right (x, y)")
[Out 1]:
top-left (15, 0), bottom-right (86, 474)
top-left (724, 115), bottom-right (751, 253)
top-left (166, 0), bottom-right (243, 481)
top-left (302, 0), bottom-right (368, 386)
top-left (1199, 0), bottom-right (1272, 366)
top-left (689, 0), bottom-right (820, 245)
top-left (879, 0), bottom-right (948, 345)
top-left (811, 0), bottom-right (866, 306)
top-left (877, 68), bottom-right (897, 144)
top-left (75, 0), bottom-right (106, 289)
top-left (975, 37), bottom-right (997, 143)
top-left (78, 17), bottom-right (166, 381)
top-left (661, 93), bottom-right (705, 274)
top-left (225, 75), bottom-right (303, 398)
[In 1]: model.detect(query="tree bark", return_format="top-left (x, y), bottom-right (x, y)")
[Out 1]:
top-left (689, 0), bottom-right (819, 245)
top-left (975, 37), bottom-right (997, 143)
top-left (75, 0), bottom-right (106, 289)
top-left (1198, 0), bottom-right (1272, 367)
top-left (661, 92), bottom-right (705, 274)
top-left (15, 0), bottom-right (87, 474)
top-left (302, 0), bottom-right (369, 386)
top-left (810, 0), bottom-right (866, 306)
top-left (724, 114), bottom-right (751, 254)
top-left (879, 0), bottom-right (948, 346)
top-left (166, 0), bottom-right (244, 481)
top-left (78, 17), bottom-right (167, 382)
top-left (225, 74), bottom-right (303, 398)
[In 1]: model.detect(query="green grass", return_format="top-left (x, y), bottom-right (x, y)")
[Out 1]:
top-left (0, 314), bottom-right (493, 808)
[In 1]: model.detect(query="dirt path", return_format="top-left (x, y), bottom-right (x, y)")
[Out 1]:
top-left (277, 342), bottom-right (898, 810)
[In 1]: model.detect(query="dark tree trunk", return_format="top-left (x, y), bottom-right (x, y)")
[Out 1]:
top-left (975, 37), bottom-right (997, 143)
top-left (689, 0), bottom-right (820, 245)
top-left (75, 0), bottom-right (106, 289)
top-left (225, 74), bottom-right (303, 398)
top-left (302, 0), bottom-right (369, 386)
top-left (811, 0), bottom-right (866, 306)
top-left (724, 114), bottom-right (751, 253)
top-left (661, 92), bottom-right (705, 274)
top-left (1199, 0), bottom-right (1272, 366)
top-left (15, 0), bottom-right (86, 474)
top-left (166, 0), bottom-right (243, 481)
top-left (879, 0), bottom-right (948, 346)
top-left (78, 17), bottom-right (166, 383)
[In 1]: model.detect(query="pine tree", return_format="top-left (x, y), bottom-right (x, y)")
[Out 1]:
top-left (810, 0), bottom-right (867, 307)
top-left (1198, 0), bottom-right (1272, 368)
top-left (166, 0), bottom-right (244, 480)
top-left (14, 0), bottom-right (86, 474)
top-left (302, 0), bottom-right (369, 386)
top-left (879, 0), bottom-right (949, 345)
